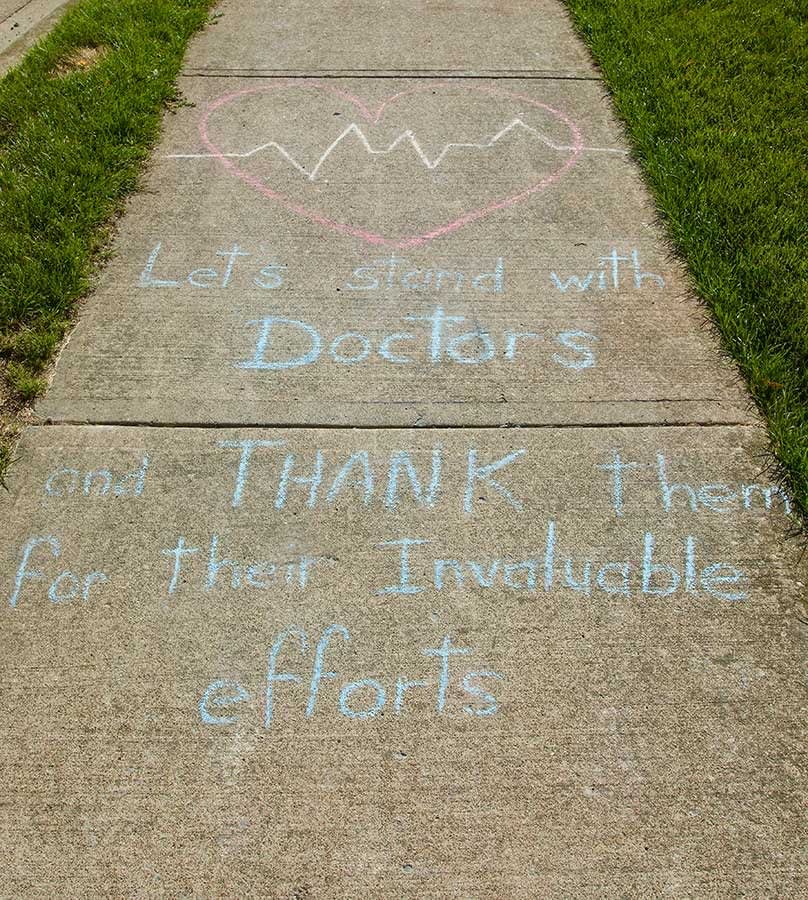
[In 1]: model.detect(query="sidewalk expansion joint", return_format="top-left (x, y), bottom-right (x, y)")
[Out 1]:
top-left (179, 70), bottom-right (603, 82)
top-left (33, 419), bottom-right (760, 432)
top-left (0, 0), bottom-right (33, 26)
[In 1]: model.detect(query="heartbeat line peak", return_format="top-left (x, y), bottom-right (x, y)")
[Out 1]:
top-left (166, 118), bottom-right (626, 179)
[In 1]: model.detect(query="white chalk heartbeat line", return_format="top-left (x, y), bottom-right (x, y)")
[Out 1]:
top-left (166, 118), bottom-right (627, 180)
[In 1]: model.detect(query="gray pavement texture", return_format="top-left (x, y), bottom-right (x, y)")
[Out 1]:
top-left (0, 0), bottom-right (73, 65)
top-left (2, 0), bottom-right (806, 896)
top-left (0, 1), bottom-right (25, 20)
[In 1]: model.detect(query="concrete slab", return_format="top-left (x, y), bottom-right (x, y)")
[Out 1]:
top-left (0, 423), bottom-right (805, 895)
top-left (187, 0), bottom-right (597, 77)
top-left (0, 0), bottom-right (74, 67)
top-left (38, 77), bottom-right (750, 427)
top-left (0, 1), bottom-right (25, 19)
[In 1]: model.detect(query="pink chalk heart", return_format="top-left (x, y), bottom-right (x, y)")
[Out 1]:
top-left (199, 81), bottom-right (583, 248)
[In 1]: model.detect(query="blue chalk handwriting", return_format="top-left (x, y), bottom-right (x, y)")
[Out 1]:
top-left (8, 535), bottom-right (108, 608)
top-left (201, 623), bottom-right (504, 727)
top-left (160, 533), bottom-right (330, 596)
top-left (235, 306), bottom-right (598, 372)
top-left (266, 626), bottom-right (309, 727)
top-left (465, 448), bottom-right (526, 513)
top-left (44, 456), bottom-right (150, 499)
top-left (199, 679), bottom-right (251, 726)
top-left (216, 440), bottom-right (525, 515)
top-left (550, 249), bottom-right (664, 293)
top-left (139, 242), bottom-right (286, 290)
top-left (376, 537), bottom-right (429, 596)
top-left (597, 450), bottom-right (793, 518)
top-left (344, 254), bottom-right (504, 294)
top-left (372, 526), bottom-right (748, 602)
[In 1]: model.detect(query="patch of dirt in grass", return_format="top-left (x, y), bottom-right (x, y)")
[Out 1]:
top-left (52, 45), bottom-right (108, 77)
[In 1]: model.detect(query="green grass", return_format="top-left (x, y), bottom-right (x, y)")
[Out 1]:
top-left (562, 0), bottom-right (808, 516)
top-left (0, 0), bottom-right (215, 486)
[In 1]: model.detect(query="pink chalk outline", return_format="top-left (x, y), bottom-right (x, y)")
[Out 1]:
top-left (199, 80), bottom-right (584, 248)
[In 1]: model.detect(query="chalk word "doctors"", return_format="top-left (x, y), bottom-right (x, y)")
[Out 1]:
top-left (199, 624), bottom-right (504, 727)
top-left (236, 306), bottom-right (597, 371)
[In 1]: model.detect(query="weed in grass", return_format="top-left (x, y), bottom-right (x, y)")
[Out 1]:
top-left (5, 363), bottom-right (45, 403)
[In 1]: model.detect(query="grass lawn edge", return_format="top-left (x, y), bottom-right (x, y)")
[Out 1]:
top-left (0, 0), bottom-right (218, 487)
top-left (562, 0), bottom-right (808, 527)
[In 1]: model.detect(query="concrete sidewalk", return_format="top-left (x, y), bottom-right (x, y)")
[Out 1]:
top-left (0, 0), bottom-right (74, 71)
top-left (2, 1), bottom-right (806, 896)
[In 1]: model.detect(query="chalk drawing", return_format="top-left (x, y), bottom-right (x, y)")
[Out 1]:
top-left (216, 439), bottom-right (527, 515)
top-left (167, 80), bottom-right (589, 247)
top-left (201, 623), bottom-right (504, 727)
top-left (139, 242), bottom-right (286, 290)
top-left (551, 249), bottom-right (665, 293)
top-left (344, 255), bottom-right (504, 294)
top-left (44, 456), bottom-right (150, 498)
top-left (169, 117), bottom-right (623, 177)
top-left (160, 533), bottom-right (328, 596)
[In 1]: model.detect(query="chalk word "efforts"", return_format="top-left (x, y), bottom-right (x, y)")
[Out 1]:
top-left (199, 624), bottom-right (503, 726)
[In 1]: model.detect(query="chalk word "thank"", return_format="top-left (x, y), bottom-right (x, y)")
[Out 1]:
top-left (217, 439), bottom-right (526, 513)
top-left (199, 624), bottom-right (503, 727)
top-left (237, 306), bottom-right (597, 372)
top-left (139, 242), bottom-right (286, 290)
top-left (343, 254), bottom-right (504, 294)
